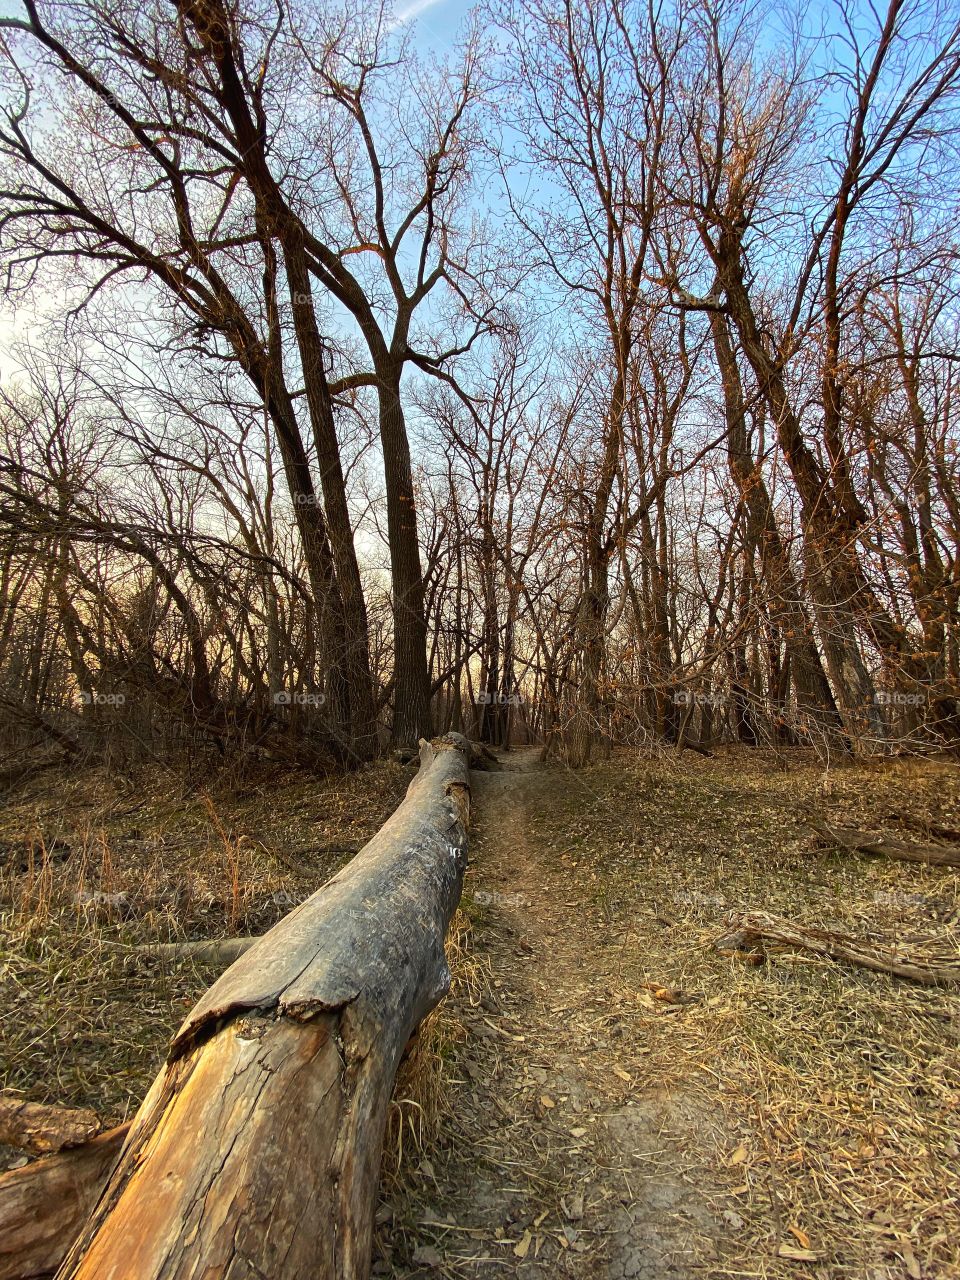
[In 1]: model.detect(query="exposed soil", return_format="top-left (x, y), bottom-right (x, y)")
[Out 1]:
top-left (377, 749), bottom-right (728, 1279)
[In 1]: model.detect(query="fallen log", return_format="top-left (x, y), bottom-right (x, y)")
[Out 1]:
top-left (886, 812), bottom-right (960, 844)
top-left (810, 818), bottom-right (960, 867)
top-left (0, 1097), bottom-right (100, 1155)
top-left (714, 910), bottom-right (960, 986)
top-left (125, 937), bottom-right (258, 967)
top-left (54, 733), bottom-right (473, 1280)
top-left (0, 1125), bottom-right (129, 1280)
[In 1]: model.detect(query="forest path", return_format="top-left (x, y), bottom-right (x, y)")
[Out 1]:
top-left (379, 748), bottom-right (724, 1278)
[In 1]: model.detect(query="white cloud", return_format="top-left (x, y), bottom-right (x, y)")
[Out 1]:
top-left (390, 0), bottom-right (446, 27)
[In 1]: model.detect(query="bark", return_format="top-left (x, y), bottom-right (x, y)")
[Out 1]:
top-left (378, 367), bottom-right (432, 747)
top-left (55, 734), bottom-right (472, 1280)
top-left (284, 243), bottom-right (378, 759)
top-left (0, 1126), bottom-right (128, 1280)
top-left (566, 579), bottom-right (608, 769)
top-left (708, 308), bottom-right (845, 746)
top-left (0, 1099), bottom-right (99, 1156)
top-left (711, 232), bottom-right (886, 748)
top-left (253, 232), bottom-right (353, 756)
top-left (127, 938), bottom-right (258, 966)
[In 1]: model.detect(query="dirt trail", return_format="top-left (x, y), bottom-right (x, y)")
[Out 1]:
top-left (379, 749), bottom-right (724, 1278)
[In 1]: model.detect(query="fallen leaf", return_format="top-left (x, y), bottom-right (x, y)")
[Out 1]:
top-left (514, 1230), bottom-right (532, 1259)
top-left (564, 1191), bottom-right (584, 1221)
top-left (612, 1066), bottom-right (632, 1083)
top-left (778, 1244), bottom-right (819, 1261)
top-left (788, 1226), bottom-right (812, 1249)
top-left (540, 1095), bottom-right (556, 1109)
top-left (727, 1143), bottom-right (748, 1166)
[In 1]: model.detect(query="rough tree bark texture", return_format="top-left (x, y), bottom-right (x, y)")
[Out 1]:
top-left (0, 1098), bottom-right (100, 1156)
top-left (810, 819), bottom-right (960, 867)
top-left (54, 734), bottom-right (473, 1280)
top-left (0, 1127), bottom-right (129, 1280)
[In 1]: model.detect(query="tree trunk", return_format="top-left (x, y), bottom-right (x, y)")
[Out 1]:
top-left (284, 243), bottom-right (379, 759)
top-left (54, 735), bottom-right (472, 1280)
top-left (566, 577), bottom-right (607, 768)
top-left (713, 233), bottom-right (886, 749)
top-left (378, 368), bottom-right (432, 747)
top-left (708, 307), bottom-right (845, 748)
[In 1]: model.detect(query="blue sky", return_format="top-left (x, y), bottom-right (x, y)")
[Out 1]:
top-left (395, 0), bottom-right (474, 48)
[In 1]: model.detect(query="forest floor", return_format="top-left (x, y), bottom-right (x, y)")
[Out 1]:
top-left (378, 747), bottom-right (960, 1280)
top-left (1, 745), bottom-right (959, 1279)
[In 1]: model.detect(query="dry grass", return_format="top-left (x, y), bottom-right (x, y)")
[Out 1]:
top-left (383, 908), bottom-right (494, 1182)
top-left (540, 748), bottom-right (960, 1278)
top-left (370, 748), bottom-right (959, 1278)
top-left (2, 747), bottom-right (957, 1279)
top-left (0, 756), bottom-right (410, 1149)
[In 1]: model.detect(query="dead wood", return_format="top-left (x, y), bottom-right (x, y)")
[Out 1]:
top-left (127, 937), bottom-right (257, 966)
top-left (810, 818), bottom-right (960, 867)
top-left (0, 750), bottom-right (72, 794)
top-left (54, 732), bottom-right (472, 1280)
top-left (715, 910), bottom-right (960, 986)
top-left (0, 1126), bottom-right (128, 1280)
top-left (0, 1097), bottom-right (100, 1155)
top-left (467, 743), bottom-right (504, 771)
top-left (884, 812), bottom-right (960, 845)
